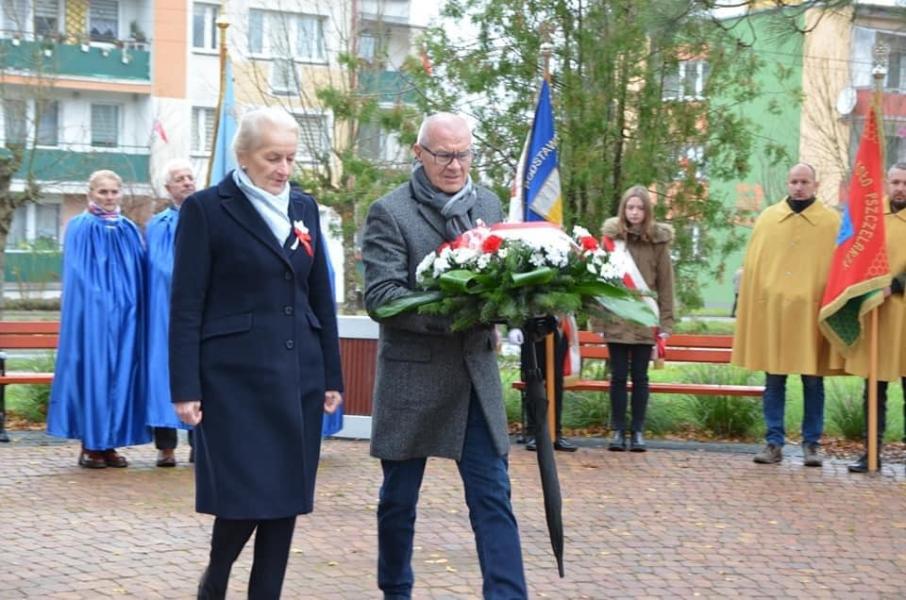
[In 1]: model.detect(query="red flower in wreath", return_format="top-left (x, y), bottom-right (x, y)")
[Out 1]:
top-left (482, 235), bottom-right (504, 253)
top-left (580, 236), bottom-right (599, 252)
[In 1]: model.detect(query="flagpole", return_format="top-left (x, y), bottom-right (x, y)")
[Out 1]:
top-left (539, 32), bottom-right (558, 442)
top-left (206, 9), bottom-right (231, 187)
top-left (867, 43), bottom-right (888, 472)
top-left (868, 308), bottom-right (879, 471)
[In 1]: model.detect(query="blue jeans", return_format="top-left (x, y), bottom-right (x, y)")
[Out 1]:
top-left (377, 392), bottom-right (527, 599)
top-left (763, 373), bottom-right (825, 446)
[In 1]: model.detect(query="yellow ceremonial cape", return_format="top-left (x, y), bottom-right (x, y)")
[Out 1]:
top-left (731, 199), bottom-right (843, 375)
top-left (844, 210), bottom-right (906, 381)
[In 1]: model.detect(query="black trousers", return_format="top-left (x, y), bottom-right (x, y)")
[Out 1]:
top-left (198, 516), bottom-right (297, 600)
top-left (520, 329), bottom-right (567, 437)
top-left (608, 342), bottom-right (653, 433)
top-left (861, 378), bottom-right (906, 442)
top-left (153, 427), bottom-right (194, 450)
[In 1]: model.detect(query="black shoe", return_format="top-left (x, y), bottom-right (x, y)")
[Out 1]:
top-left (847, 453), bottom-right (881, 473)
top-left (525, 437), bottom-right (537, 452)
top-left (554, 437), bottom-right (578, 452)
top-left (608, 431), bottom-right (626, 451)
top-left (630, 432), bottom-right (647, 452)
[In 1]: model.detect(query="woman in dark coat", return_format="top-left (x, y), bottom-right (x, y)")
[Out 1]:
top-left (169, 107), bottom-right (343, 600)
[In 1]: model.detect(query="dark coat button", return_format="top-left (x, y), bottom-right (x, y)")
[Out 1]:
top-left (284, 271), bottom-right (292, 280)
top-left (285, 339), bottom-right (295, 350)
top-left (284, 306), bottom-right (293, 315)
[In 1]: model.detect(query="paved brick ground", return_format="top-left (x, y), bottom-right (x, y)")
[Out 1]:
top-left (2, 433), bottom-right (905, 599)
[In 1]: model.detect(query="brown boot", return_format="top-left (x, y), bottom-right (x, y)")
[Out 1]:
top-left (102, 449), bottom-right (128, 468)
top-left (78, 449), bottom-right (106, 469)
top-left (156, 448), bottom-right (177, 467)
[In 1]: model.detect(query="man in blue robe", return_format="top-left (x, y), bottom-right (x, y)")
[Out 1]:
top-left (146, 159), bottom-right (196, 467)
top-left (47, 170), bottom-right (150, 468)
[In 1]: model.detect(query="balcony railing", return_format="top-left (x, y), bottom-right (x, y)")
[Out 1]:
top-left (0, 32), bottom-right (150, 82)
top-left (358, 70), bottom-right (417, 104)
top-left (14, 148), bottom-right (150, 184)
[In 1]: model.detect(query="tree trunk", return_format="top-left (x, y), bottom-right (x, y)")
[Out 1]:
top-left (337, 201), bottom-right (360, 314)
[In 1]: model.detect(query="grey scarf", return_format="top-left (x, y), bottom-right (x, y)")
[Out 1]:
top-left (411, 165), bottom-right (477, 241)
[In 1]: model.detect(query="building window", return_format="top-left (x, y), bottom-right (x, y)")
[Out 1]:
top-left (191, 106), bottom-right (214, 153)
top-left (852, 28), bottom-right (906, 90)
top-left (89, 0), bottom-right (118, 42)
top-left (295, 15), bottom-right (324, 61)
top-left (35, 99), bottom-right (58, 146)
top-left (878, 32), bottom-right (906, 92)
top-left (34, 0), bottom-right (60, 37)
top-left (1, 0), bottom-right (28, 34)
top-left (358, 32), bottom-right (377, 62)
top-left (849, 118), bottom-right (906, 170)
top-left (271, 59), bottom-right (298, 95)
top-left (2, 99), bottom-right (27, 144)
top-left (675, 145), bottom-right (706, 180)
top-left (34, 202), bottom-right (59, 244)
top-left (885, 121), bottom-right (906, 165)
top-left (294, 114), bottom-right (328, 163)
top-left (8, 202), bottom-right (60, 249)
top-left (91, 104), bottom-right (119, 147)
top-left (357, 29), bottom-right (388, 64)
top-left (192, 3), bottom-right (219, 50)
top-left (663, 59), bottom-right (709, 101)
top-left (248, 9), bottom-right (326, 62)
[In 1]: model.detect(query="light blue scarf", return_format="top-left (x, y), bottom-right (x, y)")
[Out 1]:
top-left (232, 168), bottom-right (291, 244)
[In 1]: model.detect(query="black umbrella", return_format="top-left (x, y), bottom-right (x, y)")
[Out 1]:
top-left (523, 317), bottom-right (565, 578)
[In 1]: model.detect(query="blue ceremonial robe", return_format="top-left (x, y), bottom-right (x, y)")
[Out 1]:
top-left (145, 207), bottom-right (188, 430)
top-left (46, 212), bottom-right (151, 450)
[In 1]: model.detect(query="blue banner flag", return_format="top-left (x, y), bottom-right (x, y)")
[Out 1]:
top-left (320, 233), bottom-right (344, 437)
top-left (208, 59), bottom-right (237, 185)
top-left (521, 79), bottom-right (562, 224)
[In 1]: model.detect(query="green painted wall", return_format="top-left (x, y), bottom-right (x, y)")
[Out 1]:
top-left (16, 149), bottom-right (150, 183)
top-left (702, 10), bottom-right (805, 313)
top-left (0, 39), bottom-right (150, 81)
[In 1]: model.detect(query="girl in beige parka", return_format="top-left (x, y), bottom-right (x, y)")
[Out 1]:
top-left (597, 185), bottom-right (675, 451)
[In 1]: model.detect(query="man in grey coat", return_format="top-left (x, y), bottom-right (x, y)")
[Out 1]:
top-left (363, 113), bottom-right (527, 599)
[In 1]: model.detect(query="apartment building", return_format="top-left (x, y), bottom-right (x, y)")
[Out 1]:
top-left (0, 0), bottom-right (429, 285)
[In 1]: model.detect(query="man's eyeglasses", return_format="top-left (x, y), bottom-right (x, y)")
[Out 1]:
top-left (420, 146), bottom-right (474, 167)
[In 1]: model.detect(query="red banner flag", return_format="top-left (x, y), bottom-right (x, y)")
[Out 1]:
top-left (152, 119), bottom-right (169, 144)
top-left (818, 108), bottom-right (891, 354)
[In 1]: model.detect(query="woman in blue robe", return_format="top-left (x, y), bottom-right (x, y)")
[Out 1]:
top-left (46, 170), bottom-right (150, 468)
top-left (145, 160), bottom-right (197, 467)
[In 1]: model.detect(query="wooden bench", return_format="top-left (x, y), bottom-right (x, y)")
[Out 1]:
top-left (0, 321), bottom-right (58, 442)
top-left (514, 330), bottom-right (765, 397)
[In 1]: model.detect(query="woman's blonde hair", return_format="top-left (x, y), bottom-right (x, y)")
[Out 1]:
top-left (88, 169), bottom-right (122, 191)
top-left (615, 185), bottom-right (655, 240)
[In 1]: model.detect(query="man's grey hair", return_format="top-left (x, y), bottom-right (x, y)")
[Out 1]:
top-left (160, 158), bottom-right (194, 186)
top-left (416, 113), bottom-right (473, 147)
top-left (888, 162), bottom-right (906, 175)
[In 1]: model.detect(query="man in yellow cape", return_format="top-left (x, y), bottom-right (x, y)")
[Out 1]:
top-left (732, 163), bottom-right (842, 467)
top-left (844, 163), bottom-right (906, 473)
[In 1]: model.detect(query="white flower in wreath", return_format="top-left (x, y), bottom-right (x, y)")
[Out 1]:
top-left (572, 225), bottom-right (592, 239)
top-left (416, 251), bottom-right (437, 284)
